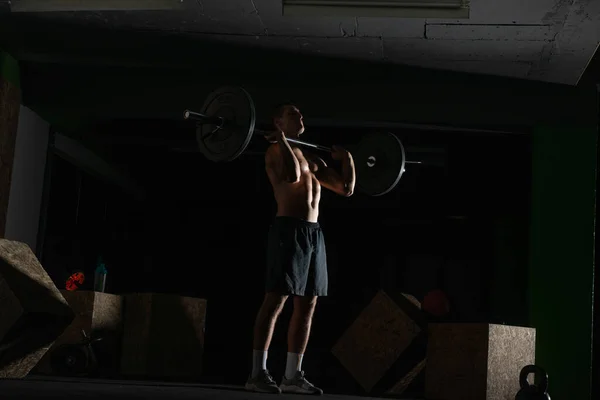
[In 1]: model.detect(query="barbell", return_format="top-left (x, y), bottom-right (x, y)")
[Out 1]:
top-left (183, 86), bottom-right (418, 196)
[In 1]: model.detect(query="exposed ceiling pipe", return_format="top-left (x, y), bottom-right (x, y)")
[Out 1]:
top-left (7, 0), bottom-right (184, 12)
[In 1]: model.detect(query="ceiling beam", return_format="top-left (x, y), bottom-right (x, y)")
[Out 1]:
top-left (52, 133), bottom-right (146, 200)
top-left (8, 0), bottom-right (184, 12)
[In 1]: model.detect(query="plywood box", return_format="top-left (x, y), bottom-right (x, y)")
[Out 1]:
top-left (425, 323), bottom-right (536, 400)
top-left (332, 290), bottom-right (427, 396)
top-left (0, 240), bottom-right (74, 378)
top-left (120, 293), bottom-right (207, 380)
top-left (32, 290), bottom-right (124, 376)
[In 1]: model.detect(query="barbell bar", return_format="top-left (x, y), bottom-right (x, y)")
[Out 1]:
top-left (183, 108), bottom-right (424, 162)
top-left (182, 86), bottom-right (416, 196)
top-left (184, 109), bottom-right (342, 153)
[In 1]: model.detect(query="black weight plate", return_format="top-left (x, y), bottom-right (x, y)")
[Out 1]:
top-left (354, 132), bottom-right (405, 196)
top-left (50, 344), bottom-right (90, 375)
top-left (196, 86), bottom-right (256, 162)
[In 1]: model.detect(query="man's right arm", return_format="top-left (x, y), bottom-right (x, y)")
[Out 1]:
top-left (270, 132), bottom-right (301, 183)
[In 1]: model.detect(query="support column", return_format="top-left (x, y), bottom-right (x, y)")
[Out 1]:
top-left (0, 51), bottom-right (21, 237)
top-left (592, 83), bottom-right (600, 400)
top-left (529, 102), bottom-right (598, 399)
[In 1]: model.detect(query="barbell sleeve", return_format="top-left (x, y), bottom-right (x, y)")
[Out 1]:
top-left (183, 109), bottom-right (224, 126)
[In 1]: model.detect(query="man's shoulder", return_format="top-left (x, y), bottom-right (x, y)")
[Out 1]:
top-left (266, 143), bottom-right (279, 154)
top-left (265, 144), bottom-right (279, 161)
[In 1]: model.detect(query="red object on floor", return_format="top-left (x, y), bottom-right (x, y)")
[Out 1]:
top-left (423, 289), bottom-right (450, 317)
top-left (66, 272), bottom-right (85, 291)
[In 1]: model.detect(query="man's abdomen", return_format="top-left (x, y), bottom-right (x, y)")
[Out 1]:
top-left (274, 177), bottom-right (320, 222)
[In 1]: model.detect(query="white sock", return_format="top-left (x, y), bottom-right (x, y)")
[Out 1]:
top-left (285, 352), bottom-right (303, 380)
top-left (252, 350), bottom-right (268, 378)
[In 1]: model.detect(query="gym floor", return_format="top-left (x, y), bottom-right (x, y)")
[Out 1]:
top-left (0, 376), bottom-right (414, 400)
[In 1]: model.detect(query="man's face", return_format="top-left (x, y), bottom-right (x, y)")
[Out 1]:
top-left (275, 105), bottom-right (304, 138)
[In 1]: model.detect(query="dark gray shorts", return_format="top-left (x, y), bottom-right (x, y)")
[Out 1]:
top-left (265, 217), bottom-right (328, 297)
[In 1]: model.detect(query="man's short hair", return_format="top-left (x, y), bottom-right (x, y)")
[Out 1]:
top-left (272, 103), bottom-right (295, 120)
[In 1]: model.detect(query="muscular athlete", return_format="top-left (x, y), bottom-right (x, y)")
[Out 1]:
top-left (245, 104), bottom-right (356, 395)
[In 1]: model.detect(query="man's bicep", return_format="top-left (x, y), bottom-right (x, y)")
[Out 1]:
top-left (316, 167), bottom-right (342, 184)
top-left (314, 162), bottom-right (347, 195)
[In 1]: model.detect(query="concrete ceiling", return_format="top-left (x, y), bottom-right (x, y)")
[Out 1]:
top-left (3, 0), bottom-right (600, 86)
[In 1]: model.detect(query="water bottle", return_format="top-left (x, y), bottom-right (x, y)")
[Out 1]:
top-left (94, 256), bottom-right (107, 293)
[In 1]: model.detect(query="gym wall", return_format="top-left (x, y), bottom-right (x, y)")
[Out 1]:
top-left (0, 51), bottom-right (51, 256)
top-left (8, 36), bottom-right (599, 399)
top-left (4, 106), bottom-right (49, 254)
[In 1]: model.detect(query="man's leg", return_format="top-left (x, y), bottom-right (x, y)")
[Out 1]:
top-left (287, 295), bottom-right (317, 373)
top-left (253, 292), bottom-right (288, 354)
top-left (245, 292), bottom-right (288, 393)
top-left (280, 295), bottom-right (323, 395)
top-left (280, 225), bottom-right (327, 395)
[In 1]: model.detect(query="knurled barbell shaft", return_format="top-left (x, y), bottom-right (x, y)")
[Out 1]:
top-left (252, 128), bottom-right (332, 153)
top-left (287, 139), bottom-right (332, 153)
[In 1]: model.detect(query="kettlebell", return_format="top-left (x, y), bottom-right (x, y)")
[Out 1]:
top-left (515, 364), bottom-right (551, 400)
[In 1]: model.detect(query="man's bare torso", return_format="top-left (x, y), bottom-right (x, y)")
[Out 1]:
top-left (266, 145), bottom-right (322, 223)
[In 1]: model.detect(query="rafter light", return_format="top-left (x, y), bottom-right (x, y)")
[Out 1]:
top-left (282, 0), bottom-right (470, 18)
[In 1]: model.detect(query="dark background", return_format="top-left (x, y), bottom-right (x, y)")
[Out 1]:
top-left (38, 120), bottom-right (532, 392)
top-left (1, 14), bottom-right (597, 399)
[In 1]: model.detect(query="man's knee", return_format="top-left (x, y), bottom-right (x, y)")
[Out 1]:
top-left (293, 296), bottom-right (318, 319)
top-left (261, 292), bottom-right (288, 317)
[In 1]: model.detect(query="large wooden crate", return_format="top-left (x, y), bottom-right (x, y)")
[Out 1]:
top-left (0, 240), bottom-right (74, 378)
top-left (32, 290), bottom-right (124, 376)
top-left (120, 293), bottom-right (207, 380)
top-left (332, 290), bottom-right (427, 397)
top-left (425, 323), bottom-right (536, 400)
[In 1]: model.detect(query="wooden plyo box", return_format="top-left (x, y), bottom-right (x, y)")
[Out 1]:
top-left (32, 290), bottom-right (124, 376)
top-left (425, 323), bottom-right (536, 400)
top-left (120, 293), bottom-right (207, 380)
top-left (0, 240), bottom-right (74, 378)
top-left (331, 290), bottom-right (427, 396)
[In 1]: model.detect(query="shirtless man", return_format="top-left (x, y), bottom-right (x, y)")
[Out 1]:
top-left (245, 104), bottom-right (356, 395)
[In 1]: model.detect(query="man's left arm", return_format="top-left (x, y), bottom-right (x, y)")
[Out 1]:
top-left (311, 146), bottom-right (356, 197)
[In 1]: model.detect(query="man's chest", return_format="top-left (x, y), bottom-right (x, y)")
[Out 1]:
top-left (292, 148), bottom-right (319, 173)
